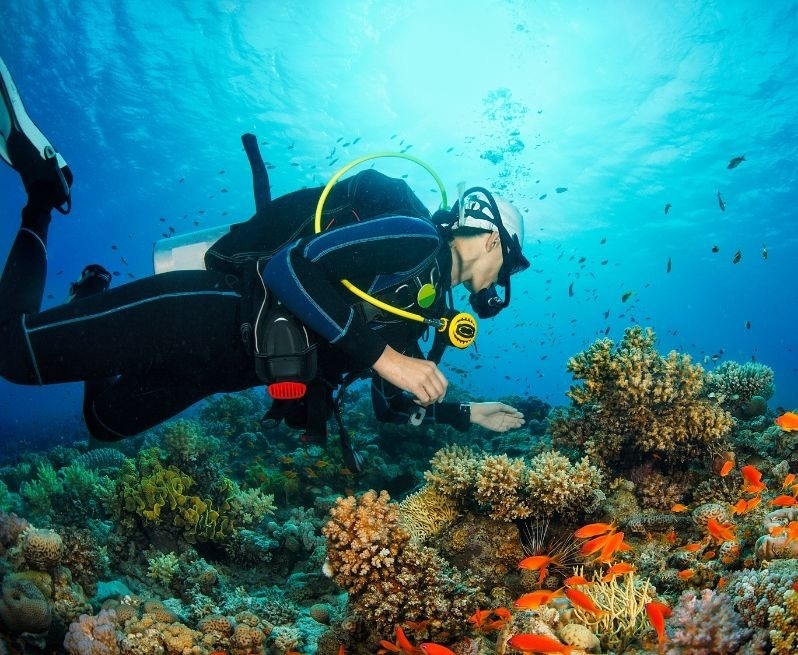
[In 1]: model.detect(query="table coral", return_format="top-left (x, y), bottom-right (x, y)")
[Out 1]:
top-left (550, 326), bottom-right (734, 468)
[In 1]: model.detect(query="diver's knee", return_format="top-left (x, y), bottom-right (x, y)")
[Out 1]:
top-left (0, 321), bottom-right (39, 384)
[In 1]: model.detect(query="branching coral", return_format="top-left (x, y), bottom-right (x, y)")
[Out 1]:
top-left (323, 489), bottom-right (477, 642)
top-left (549, 326), bottom-right (734, 468)
top-left (567, 567), bottom-right (655, 652)
top-left (423, 446), bottom-right (603, 521)
top-left (705, 361), bottom-right (775, 417)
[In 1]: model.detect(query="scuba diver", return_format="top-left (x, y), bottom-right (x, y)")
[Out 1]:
top-left (0, 56), bottom-right (529, 470)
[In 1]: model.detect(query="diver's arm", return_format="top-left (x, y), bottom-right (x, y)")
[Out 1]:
top-left (371, 372), bottom-right (471, 431)
top-left (261, 215), bottom-right (441, 370)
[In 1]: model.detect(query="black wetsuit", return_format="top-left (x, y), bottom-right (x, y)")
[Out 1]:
top-left (0, 170), bottom-right (470, 441)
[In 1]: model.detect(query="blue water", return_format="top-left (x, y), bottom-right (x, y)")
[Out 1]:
top-left (1, 0), bottom-right (797, 442)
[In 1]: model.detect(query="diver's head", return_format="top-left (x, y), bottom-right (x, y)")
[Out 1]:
top-left (445, 188), bottom-right (529, 318)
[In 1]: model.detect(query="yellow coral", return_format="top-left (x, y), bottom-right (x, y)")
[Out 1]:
top-left (474, 454), bottom-right (531, 521)
top-left (399, 485), bottom-right (459, 541)
top-left (553, 326), bottom-right (733, 467)
top-left (567, 567), bottom-right (656, 652)
top-left (768, 588), bottom-right (797, 655)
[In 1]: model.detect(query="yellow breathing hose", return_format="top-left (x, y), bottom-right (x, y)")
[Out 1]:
top-left (314, 152), bottom-right (449, 326)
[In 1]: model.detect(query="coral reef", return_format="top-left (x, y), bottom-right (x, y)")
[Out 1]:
top-left (0, 575), bottom-right (52, 634)
top-left (664, 588), bottom-right (753, 654)
top-left (423, 446), bottom-right (603, 521)
top-left (322, 489), bottom-right (478, 643)
top-left (549, 326), bottom-right (734, 468)
top-left (398, 484), bottom-right (459, 542)
top-left (705, 361), bottom-right (775, 418)
top-left (566, 568), bottom-right (656, 652)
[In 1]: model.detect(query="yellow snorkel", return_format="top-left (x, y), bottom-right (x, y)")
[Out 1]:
top-left (314, 153), bottom-right (477, 349)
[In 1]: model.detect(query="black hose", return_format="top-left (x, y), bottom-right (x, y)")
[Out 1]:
top-left (241, 133), bottom-right (271, 212)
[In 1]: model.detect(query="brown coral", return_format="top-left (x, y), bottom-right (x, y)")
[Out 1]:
top-left (549, 326), bottom-right (734, 469)
top-left (398, 484), bottom-right (459, 542)
top-left (0, 575), bottom-right (52, 634)
top-left (21, 526), bottom-right (64, 571)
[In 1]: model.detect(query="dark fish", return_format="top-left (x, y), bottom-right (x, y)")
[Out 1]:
top-left (342, 142), bottom-right (351, 147)
top-left (555, 187), bottom-right (568, 193)
top-left (604, 326), bottom-right (610, 335)
top-left (732, 250), bottom-right (742, 264)
top-left (603, 310), bottom-right (610, 319)
top-left (664, 203), bottom-right (671, 214)
top-left (600, 238), bottom-right (607, 244)
top-left (568, 282), bottom-right (574, 297)
top-left (727, 155), bottom-right (746, 169)
top-left (121, 256), bottom-right (128, 265)
top-left (621, 291), bottom-right (633, 303)
top-left (219, 170), bottom-right (225, 174)
top-left (178, 177), bottom-right (184, 183)
top-left (745, 320), bottom-right (751, 329)
top-left (336, 137), bottom-right (343, 143)
top-left (446, 146), bottom-right (454, 153)
top-left (666, 256), bottom-right (672, 273)
top-left (352, 137), bottom-right (361, 145)
top-left (220, 188), bottom-right (228, 193)
top-left (168, 226), bottom-right (175, 234)
top-left (717, 190), bottom-right (726, 211)
top-left (390, 134), bottom-right (398, 139)
top-left (538, 194), bottom-right (547, 200)
top-left (711, 245), bottom-right (720, 253)
top-left (111, 244), bottom-right (118, 250)
top-left (762, 243), bottom-right (768, 260)
top-left (600, 259), bottom-right (608, 265)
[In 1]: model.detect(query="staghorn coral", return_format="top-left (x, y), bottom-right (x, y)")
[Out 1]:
top-left (398, 484), bottom-right (459, 542)
top-left (705, 361), bottom-right (775, 417)
top-left (664, 588), bottom-right (753, 654)
top-left (323, 489), bottom-right (477, 643)
top-left (549, 326), bottom-right (734, 468)
top-left (567, 567), bottom-right (656, 652)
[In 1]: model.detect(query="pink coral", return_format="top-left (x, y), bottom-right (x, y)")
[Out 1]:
top-left (665, 589), bottom-right (753, 654)
top-left (64, 609), bottom-right (120, 654)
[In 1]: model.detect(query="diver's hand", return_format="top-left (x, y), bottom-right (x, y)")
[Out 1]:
top-left (373, 345), bottom-right (448, 405)
top-left (469, 402), bottom-right (525, 432)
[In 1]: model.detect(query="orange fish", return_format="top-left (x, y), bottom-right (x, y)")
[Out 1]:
top-left (677, 568), bottom-right (695, 580)
top-left (663, 529), bottom-right (677, 544)
top-left (730, 499), bottom-right (748, 515)
top-left (702, 550), bottom-right (716, 561)
top-left (404, 620), bottom-right (430, 632)
top-left (786, 520), bottom-right (798, 545)
top-left (745, 496), bottom-right (762, 511)
top-left (771, 495), bottom-right (798, 507)
top-left (579, 533), bottom-right (613, 556)
top-left (597, 530), bottom-right (627, 563)
top-left (506, 633), bottom-right (574, 654)
top-left (706, 517), bottom-right (736, 543)
top-left (783, 473), bottom-right (796, 489)
top-left (514, 589), bottom-right (564, 610)
top-left (395, 627), bottom-right (419, 655)
top-left (670, 503), bottom-right (689, 512)
top-left (774, 411), bottom-right (798, 431)
top-left (468, 607), bottom-right (510, 632)
top-left (338, 646), bottom-right (346, 655)
top-left (740, 465), bottom-right (767, 493)
top-left (563, 575), bottom-right (591, 586)
top-left (645, 601), bottom-right (672, 651)
top-left (419, 644), bottom-right (457, 655)
top-left (518, 554), bottom-right (558, 570)
top-left (574, 522), bottom-right (615, 538)
top-left (564, 586), bottom-right (605, 616)
top-left (681, 542), bottom-right (704, 552)
top-left (601, 562), bottom-right (636, 581)
top-left (719, 460), bottom-right (734, 477)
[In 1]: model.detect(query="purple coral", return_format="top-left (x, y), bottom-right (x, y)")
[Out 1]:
top-left (665, 588), bottom-right (753, 654)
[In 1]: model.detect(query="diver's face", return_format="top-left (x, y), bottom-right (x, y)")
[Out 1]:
top-left (466, 233), bottom-right (504, 293)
